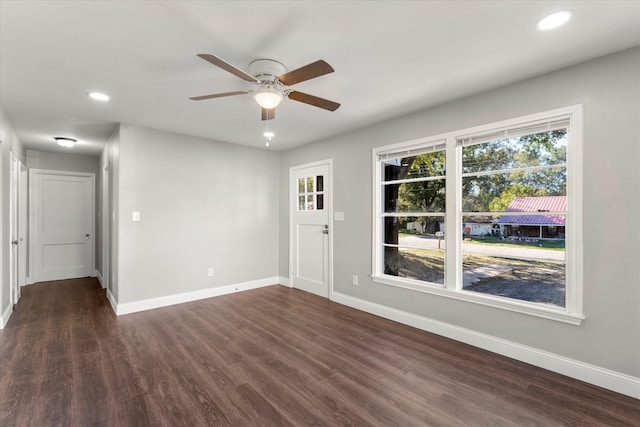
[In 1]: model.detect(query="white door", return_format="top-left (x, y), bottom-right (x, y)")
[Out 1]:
top-left (30, 170), bottom-right (95, 282)
top-left (9, 154), bottom-right (19, 305)
top-left (290, 160), bottom-right (332, 298)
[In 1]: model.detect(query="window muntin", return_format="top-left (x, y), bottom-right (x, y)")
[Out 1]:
top-left (297, 175), bottom-right (325, 211)
top-left (372, 107), bottom-right (583, 324)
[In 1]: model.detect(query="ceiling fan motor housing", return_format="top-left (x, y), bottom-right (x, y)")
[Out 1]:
top-left (249, 59), bottom-right (287, 83)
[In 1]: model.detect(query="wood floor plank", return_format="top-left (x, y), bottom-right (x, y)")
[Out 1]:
top-left (1, 279), bottom-right (639, 426)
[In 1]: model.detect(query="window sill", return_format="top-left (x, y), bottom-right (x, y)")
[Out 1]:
top-left (371, 275), bottom-right (584, 325)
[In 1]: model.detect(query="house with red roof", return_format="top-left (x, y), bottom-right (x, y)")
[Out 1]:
top-left (496, 196), bottom-right (566, 240)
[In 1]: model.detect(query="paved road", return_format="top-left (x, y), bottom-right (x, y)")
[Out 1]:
top-left (399, 235), bottom-right (565, 262)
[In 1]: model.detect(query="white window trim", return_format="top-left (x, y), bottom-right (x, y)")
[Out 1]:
top-left (372, 105), bottom-right (584, 325)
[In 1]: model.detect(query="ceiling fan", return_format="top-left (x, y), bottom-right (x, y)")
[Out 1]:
top-left (190, 54), bottom-right (340, 120)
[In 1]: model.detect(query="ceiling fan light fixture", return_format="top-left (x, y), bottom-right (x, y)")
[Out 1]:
top-left (54, 137), bottom-right (77, 148)
top-left (254, 87), bottom-right (283, 109)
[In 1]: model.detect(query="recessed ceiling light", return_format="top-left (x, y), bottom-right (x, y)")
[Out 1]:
top-left (536, 10), bottom-right (572, 31)
top-left (54, 137), bottom-right (77, 148)
top-left (88, 92), bottom-right (110, 101)
top-left (263, 131), bottom-right (275, 138)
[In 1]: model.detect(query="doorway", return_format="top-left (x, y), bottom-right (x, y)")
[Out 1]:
top-left (30, 169), bottom-right (95, 282)
top-left (289, 160), bottom-right (333, 298)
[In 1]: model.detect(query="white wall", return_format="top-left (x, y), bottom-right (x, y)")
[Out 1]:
top-left (115, 124), bottom-right (280, 306)
top-left (0, 107), bottom-right (25, 327)
top-left (279, 47), bottom-right (640, 382)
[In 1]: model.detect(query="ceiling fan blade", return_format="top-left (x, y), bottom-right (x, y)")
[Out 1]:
top-left (277, 60), bottom-right (334, 86)
top-left (197, 54), bottom-right (258, 83)
top-left (261, 108), bottom-right (276, 121)
top-left (288, 91), bottom-right (340, 111)
top-left (190, 91), bottom-right (249, 101)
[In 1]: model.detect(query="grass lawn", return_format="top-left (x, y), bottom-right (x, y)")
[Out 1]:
top-left (465, 236), bottom-right (565, 251)
top-left (389, 248), bottom-right (565, 307)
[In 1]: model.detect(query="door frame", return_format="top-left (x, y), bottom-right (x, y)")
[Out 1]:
top-left (29, 169), bottom-right (96, 283)
top-left (101, 162), bottom-right (109, 290)
top-left (289, 159), bottom-right (334, 299)
top-left (19, 161), bottom-right (28, 288)
top-left (9, 153), bottom-right (20, 305)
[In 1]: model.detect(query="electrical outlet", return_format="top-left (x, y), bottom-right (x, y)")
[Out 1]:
top-left (207, 267), bottom-right (214, 277)
top-left (352, 275), bottom-right (359, 286)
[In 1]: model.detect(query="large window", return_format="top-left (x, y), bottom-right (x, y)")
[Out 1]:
top-left (372, 106), bottom-right (583, 324)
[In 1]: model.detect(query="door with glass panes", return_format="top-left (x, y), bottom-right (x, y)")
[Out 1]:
top-left (290, 161), bottom-right (331, 298)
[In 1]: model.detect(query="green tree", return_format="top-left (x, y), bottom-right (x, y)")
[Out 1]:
top-left (461, 130), bottom-right (566, 212)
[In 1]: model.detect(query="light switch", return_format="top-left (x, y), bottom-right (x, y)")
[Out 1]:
top-left (334, 212), bottom-right (345, 221)
top-left (132, 211), bottom-right (140, 222)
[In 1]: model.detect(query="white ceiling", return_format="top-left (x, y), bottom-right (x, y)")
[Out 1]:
top-left (1, 1), bottom-right (639, 156)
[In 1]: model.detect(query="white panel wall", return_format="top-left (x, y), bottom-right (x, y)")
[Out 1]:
top-left (279, 47), bottom-right (640, 379)
top-left (116, 124), bottom-right (280, 305)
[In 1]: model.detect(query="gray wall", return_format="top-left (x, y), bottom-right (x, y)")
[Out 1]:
top-left (115, 124), bottom-right (280, 304)
top-left (0, 107), bottom-right (25, 322)
top-left (100, 127), bottom-right (120, 300)
top-left (26, 149), bottom-right (100, 174)
top-left (279, 47), bottom-right (640, 377)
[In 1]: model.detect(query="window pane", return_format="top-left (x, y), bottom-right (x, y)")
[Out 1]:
top-left (306, 176), bottom-right (314, 193)
top-left (298, 196), bottom-right (305, 211)
top-left (306, 195), bottom-right (314, 210)
top-left (384, 216), bottom-right (445, 243)
top-left (298, 178), bottom-right (305, 194)
top-left (317, 175), bottom-right (324, 192)
top-left (383, 247), bottom-right (444, 284)
top-left (462, 169), bottom-right (566, 213)
top-left (461, 214), bottom-right (566, 307)
top-left (384, 180), bottom-right (446, 213)
top-left (383, 215), bottom-right (445, 283)
top-left (462, 130), bottom-right (567, 174)
top-left (317, 194), bottom-right (324, 210)
top-left (382, 152), bottom-right (446, 182)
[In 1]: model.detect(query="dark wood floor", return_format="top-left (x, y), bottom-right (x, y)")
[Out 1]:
top-left (0, 278), bottom-right (638, 426)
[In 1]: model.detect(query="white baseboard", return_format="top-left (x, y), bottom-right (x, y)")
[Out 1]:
top-left (278, 276), bottom-right (291, 287)
top-left (331, 291), bottom-right (640, 400)
top-left (107, 288), bottom-right (117, 314)
top-left (0, 303), bottom-right (12, 329)
top-left (96, 270), bottom-right (106, 289)
top-left (115, 276), bottom-right (281, 316)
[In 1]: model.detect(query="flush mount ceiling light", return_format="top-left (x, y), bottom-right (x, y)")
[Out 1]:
top-left (253, 85), bottom-right (284, 109)
top-left (54, 137), bottom-right (77, 148)
top-left (88, 91), bottom-right (110, 101)
top-left (536, 10), bottom-right (573, 31)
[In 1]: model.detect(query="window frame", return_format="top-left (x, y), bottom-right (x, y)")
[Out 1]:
top-left (372, 105), bottom-right (584, 325)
